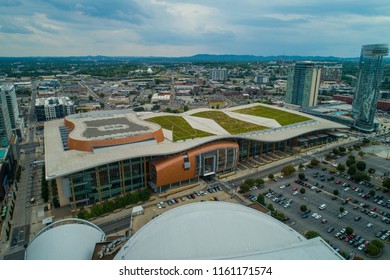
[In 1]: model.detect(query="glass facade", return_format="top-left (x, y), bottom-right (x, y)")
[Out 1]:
top-left (352, 44), bottom-right (389, 132)
top-left (285, 62), bottom-right (321, 107)
top-left (70, 157), bottom-right (147, 207)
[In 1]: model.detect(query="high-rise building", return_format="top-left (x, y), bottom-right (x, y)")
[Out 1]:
top-left (210, 69), bottom-right (228, 81)
top-left (0, 86), bottom-right (13, 147)
top-left (285, 62), bottom-right (321, 107)
top-left (1, 84), bottom-right (24, 140)
top-left (352, 44), bottom-right (389, 132)
top-left (35, 97), bottom-right (75, 121)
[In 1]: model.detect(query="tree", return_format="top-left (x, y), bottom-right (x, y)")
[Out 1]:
top-left (369, 190), bottom-right (376, 196)
top-left (346, 159), bottom-right (355, 167)
top-left (370, 240), bottom-right (384, 250)
top-left (300, 188), bottom-right (306, 195)
top-left (299, 163), bottom-right (305, 170)
top-left (337, 163), bottom-right (346, 173)
top-left (348, 155), bottom-right (356, 161)
top-left (339, 146), bottom-right (346, 153)
top-left (300, 205), bottom-right (307, 212)
top-left (356, 161), bottom-right (366, 171)
top-left (354, 171), bottom-right (370, 181)
top-left (88, 95), bottom-right (93, 101)
top-left (257, 194), bottom-right (265, 205)
top-left (358, 151), bottom-right (365, 158)
top-left (310, 159), bottom-right (319, 166)
top-left (298, 173), bottom-right (305, 180)
top-left (347, 165), bottom-right (357, 176)
top-left (183, 105), bottom-right (189, 112)
top-left (346, 226), bottom-right (354, 235)
top-left (255, 178), bottom-right (264, 186)
top-left (383, 178), bottom-right (390, 190)
top-left (325, 153), bottom-right (332, 161)
top-left (362, 138), bottom-right (370, 145)
top-left (305, 231), bottom-right (321, 239)
top-left (368, 168), bottom-right (376, 174)
top-left (267, 203), bottom-right (275, 212)
top-left (244, 178), bottom-right (255, 187)
top-left (333, 189), bottom-right (339, 196)
top-left (339, 207), bottom-right (345, 213)
top-left (281, 165), bottom-right (296, 176)
top-left (365, 243), bottom-right (381, 257)
top-left (239, 183), bottom-right (250, 193)
top-left (332, 148), bottom-right (340, 155)
top-left (348, 147), bottom-right (353, 152)
top-left (268, 174), bottom-right (274, 180)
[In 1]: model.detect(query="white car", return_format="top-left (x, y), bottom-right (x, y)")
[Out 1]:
top-left (279, 185), bottom-right (286, 189)
top-left (358, 244), bottom-right (366, 251)
top-left (367, 223), bottom-right (373, 228)
top-left (284, 203), bottom-right (290, 208)
top-left (293, 191), bottom-right (299, 196)
top-left (312, 213), bottom-right (322, 219)
top-left (319, 204), bottom-right (326, 210)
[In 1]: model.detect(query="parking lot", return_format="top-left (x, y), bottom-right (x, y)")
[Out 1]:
top-left (131, 184), bottom-right (240, 234)
top-left (248, 156), bottom-right (390, 259)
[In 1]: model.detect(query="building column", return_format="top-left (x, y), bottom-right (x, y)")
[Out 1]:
top-left (70, 175), bottom-right (77, 210)
top-left (143, 157), bottom-right (147, 188)
top-left (96, 167), bottom-right (102, 204)
top-left (247, 141), bottom-right (250, 160)
top-left (121, 161), bottom-right (126, 195)
top-left (260, 142), bottom-right (263, 157)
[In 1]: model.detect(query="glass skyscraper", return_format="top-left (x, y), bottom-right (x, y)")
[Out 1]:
top-left (352, 44), bottom-right (389, 132)
top-left (285, 61), bottom-right (321, 107)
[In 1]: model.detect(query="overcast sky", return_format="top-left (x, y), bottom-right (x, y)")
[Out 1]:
top-left (0, 0), bottom-right (389, 57)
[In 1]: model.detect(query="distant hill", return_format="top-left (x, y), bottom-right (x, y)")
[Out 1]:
top-left (3, 53), bottom-right (387, 63)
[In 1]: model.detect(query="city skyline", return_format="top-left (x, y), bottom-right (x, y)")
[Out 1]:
top-left (0, 0), bottom-right (389, 57)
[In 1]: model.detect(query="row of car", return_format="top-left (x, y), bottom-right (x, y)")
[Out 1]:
top-left (375, 229), bottom-right (390, 241)
top-left (334, 228), bottom-right (370, 251)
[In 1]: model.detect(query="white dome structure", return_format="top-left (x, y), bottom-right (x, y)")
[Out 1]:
top-left (25, 218), bottom-right (105, 260)
top-left (114, 202), bottom-right (343, 260)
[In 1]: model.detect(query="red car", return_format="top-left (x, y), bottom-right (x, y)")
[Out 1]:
top-left (335, 180), bottom-right (341, 184)
top-left (371, 207), bottom-right (377, 212)
top-left (292, 187), bottom-right (298, 191)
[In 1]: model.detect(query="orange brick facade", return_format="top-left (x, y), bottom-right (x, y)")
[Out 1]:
top-left (150, 141), bottom-right (239, 187)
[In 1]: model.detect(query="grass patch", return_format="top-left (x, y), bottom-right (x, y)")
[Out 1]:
top-left (234, 105), bottom-right (311, 126)
top-left (192, 111), bottom-right (267, 135)
top-left (147, 115), bottom-right (213, 142)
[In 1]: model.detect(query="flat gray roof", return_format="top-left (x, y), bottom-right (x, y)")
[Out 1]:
top-left (83, 117), bottom-right (149, 138)
top-left (114, 202), bottom-right (343, 260)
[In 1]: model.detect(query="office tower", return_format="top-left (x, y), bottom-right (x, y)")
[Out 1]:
top-left (0, 86), bottom-right (13, 147)
top-left (285, 61), bottom-right (321, 107)
top-left (352, 44), bottom-right (389, 132)
top-left (210, 69), bottom-right (228, 81)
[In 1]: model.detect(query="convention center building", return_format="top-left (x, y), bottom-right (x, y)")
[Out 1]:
top-left (44, 103), bottom-right (347, 208)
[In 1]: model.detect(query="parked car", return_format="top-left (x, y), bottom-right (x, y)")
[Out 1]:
top-left (319, 204), bottom-right (326, 210)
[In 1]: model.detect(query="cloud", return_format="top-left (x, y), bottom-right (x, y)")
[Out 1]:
top-left (0, 0), bottom-right (389, 57)
top-left (0, 24), bottom-right (32, 34)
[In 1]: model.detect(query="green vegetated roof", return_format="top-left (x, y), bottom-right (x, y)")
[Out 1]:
top-left (147, 115), bottom-right (214, 142)
top-left (234, 105), bottom-right (311, 126)
top-left (192, 111), bottom-right (268, 135)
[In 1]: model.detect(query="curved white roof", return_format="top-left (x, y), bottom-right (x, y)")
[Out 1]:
top-left (114, 202), bottom-right (342, 260)
top-left (25, 219), bottom-right (105, 260)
